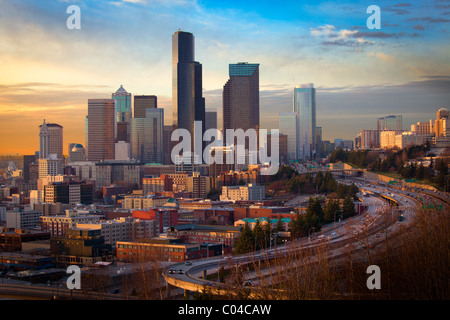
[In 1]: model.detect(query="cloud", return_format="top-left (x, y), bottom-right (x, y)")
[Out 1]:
top-left (310, 25), bottom-right (374, 48)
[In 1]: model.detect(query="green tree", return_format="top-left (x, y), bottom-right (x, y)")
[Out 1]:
top-left (235, 221), bottom-right (254, 254)
top-left (324, 199), bottom-right (340, 224)
top-left (342, 195), bottom-right (355, 219)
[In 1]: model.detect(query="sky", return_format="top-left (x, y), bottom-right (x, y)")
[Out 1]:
top-left (0, 0), bottom-right (449, 155)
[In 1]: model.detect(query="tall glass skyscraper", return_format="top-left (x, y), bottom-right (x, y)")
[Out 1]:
top-left (134, 95), bottom-right (157, 118)
top-left (112, 85), bottom-right (132, 143)
top-left (223, 63), bottom-right (260, 135)
top-left (131, 108), bottom-right (164, 164)
top-left (376, 115), bottom-right (402, 131)
top-left (113, 85), bottom-right (131, 123)
top-left (172, 30), bottom-right (205, 150)
top-left (293, 83), bottom-right (316, 160)
top-left (279, 113), bottom-right (297, 161)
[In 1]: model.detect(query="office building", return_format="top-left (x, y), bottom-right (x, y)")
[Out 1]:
top-left (6, 209), bottom-right (42, 229)
top-left (117, 239), bottom-right (208, 262)
top-left (87, 99), bottom-right (116, 162)
top-left (67, 144), bottom-right (86, 163)
top-left (131, 108), bottom-right (164, 164)
top-left (220, 183), bottom-right (265, 201)
top-left (377, 115), bottom-right (402, 131)
top-left (433, 107), bottom-right (449, 138)
top-left (41, 209), bottom-right (102, 237)
top-left (395, 132), bottom-right (435, 149)
top-left (43, 181), bottom-right (94, 205)
top-left (50, 228), bottom-right (112, 265)
top-left (76, 217), bottom-right (159, 246)
top-left (39, 120), bottom-right (63, 160)
top-left (115, 141), bottom-right (131, 160)
top-left (411, 121), bottom-right (431, 135)
top-left (94, 160), bottom-right (141, 188)
top-left (380, 130), bottom-right (405, 149)
top-left (279, 112), bottom-right (297, 161)
top-left (223, 62), bottom-right (260, 137)
top-left (360, 129), bottom-right (381, 149)
top-left (38, 154), bottom-right (63, 179)
top-left (134, 95), bottom-right (157, 118)
top-left (172, 30), bottom-right (205, 152)
top-left (112, 85), bottom-right (132, 142)
top-left (112, 85), bottom-right (131, 124)
top-left (205, 109), bottom-right (218, 131)
top-left (293, 84), bottom-right (316, 160)
top-left (23, 155), bottom-right (38, 183)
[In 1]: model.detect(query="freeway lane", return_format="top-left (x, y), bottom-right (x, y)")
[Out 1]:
top-left (163, 194), bottom-right (397, 295)
top-left (163, 173), bottom-right (435, 296)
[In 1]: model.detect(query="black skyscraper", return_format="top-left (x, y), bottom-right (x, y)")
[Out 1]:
top-left (172, 31), bottom-right (205, 152)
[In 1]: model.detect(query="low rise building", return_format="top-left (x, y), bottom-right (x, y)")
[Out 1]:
top-left (116, 238), bottom-right (208, 262)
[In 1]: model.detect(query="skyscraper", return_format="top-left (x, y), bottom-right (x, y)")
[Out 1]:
top-left (377, 115), bottom-right (402, 131)
top-left (205, 109), bottom-right (218, 132)
top-left (131, 108), bottom-right (164, 164)
top-left (293, 83), bottom-right (316, 160)
top-left (134, 95), bottom-right (157, 118)
top-left (39, 120), bottom-right (50, 160)
top-left (39, 120), bottom-right (63, 160)
top-left (87, 99), bottom-right (116, 162)
top-left (112, 85), bottom-right (132, 143)
top-left (223, 63), bottom-right (260, 136)
top-left (172, 30), bottom-right (205, 150)
top-left (278, 113), bottom-right (297, 161)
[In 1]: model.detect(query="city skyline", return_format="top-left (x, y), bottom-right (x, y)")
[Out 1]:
top-left (0, 0), bottom-right (449, 154)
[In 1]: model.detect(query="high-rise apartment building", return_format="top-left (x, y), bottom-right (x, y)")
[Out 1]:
top-left (87, 99), bottom-right (116, 162)
top-left (172, 31), bottom-right (205, 152)
top-left (293, 84), bottom-right (316, 160)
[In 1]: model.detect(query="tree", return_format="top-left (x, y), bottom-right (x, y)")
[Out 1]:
top-left (324, 199), bottom-right (340, 224)
top-left (235, 221), bottom-right (254, 254)
top-left (253, 219), bottom-right (265, 250)
top-left (342, 195), bottom-right (355, 219)
top-left (275, 216), bottom-right (285, 233)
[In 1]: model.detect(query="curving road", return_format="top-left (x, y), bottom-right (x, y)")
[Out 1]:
top-left (163, 174), bottom-right (445, 297)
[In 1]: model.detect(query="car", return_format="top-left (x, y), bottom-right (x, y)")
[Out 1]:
top-left (185, 261), bottom-right (192, 266)
top-left (178, 269), bottom-right (184, 274)
top-left (169, 268), bottom-right (176, 274)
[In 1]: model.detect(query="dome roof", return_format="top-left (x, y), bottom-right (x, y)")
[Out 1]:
top-left (72, 144), bottom-right (85, 152)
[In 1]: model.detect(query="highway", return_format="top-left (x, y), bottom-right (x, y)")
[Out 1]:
top-left (163, 171), bottom-right (446, 298)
